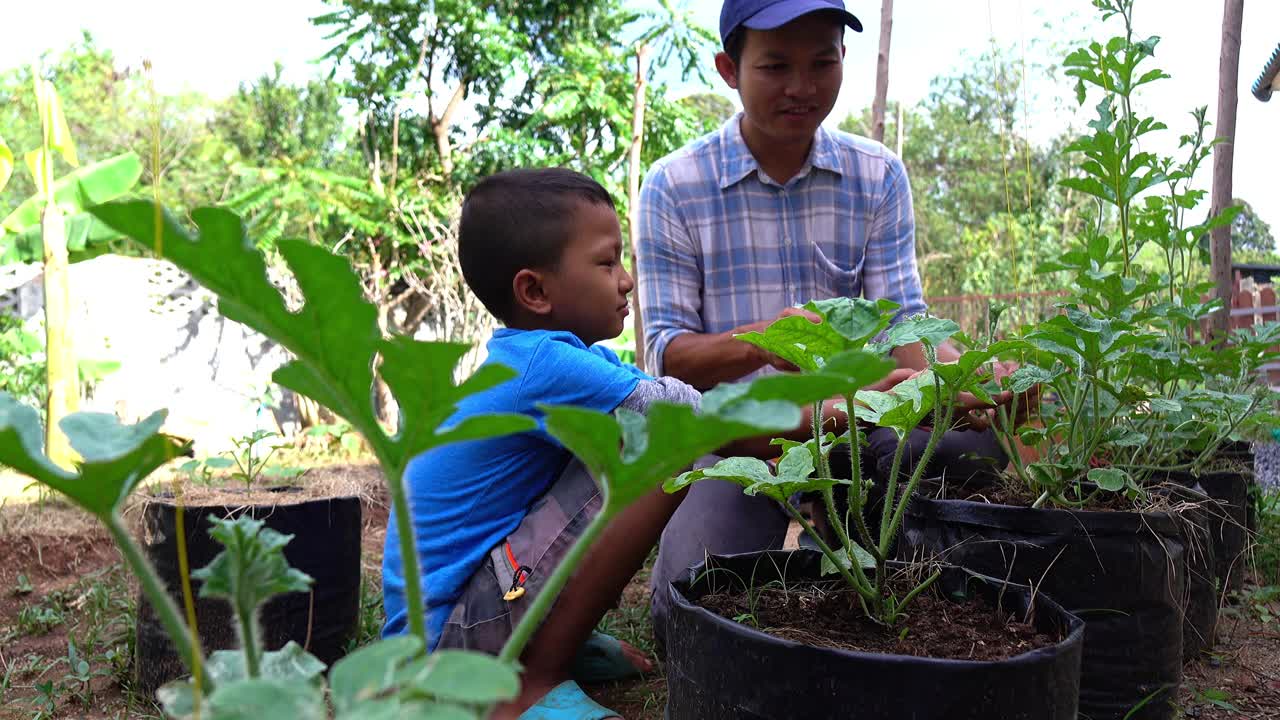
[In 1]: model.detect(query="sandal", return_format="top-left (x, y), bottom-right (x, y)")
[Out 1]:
top-left (571, 631), bottom-right (649, 684)
top-left (518, 679), bottom-right (620, 720)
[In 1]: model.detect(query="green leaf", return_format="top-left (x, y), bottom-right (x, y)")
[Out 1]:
top-left (329, 636), bottom-right (423, 713)
top-left (88, 202), bottom-right (524, 474)
top-left (1088, 467), bottom-right (1129, 492)
top-left (191, 515), bottom-right (313, 611)
top-left (1008, 366), bottom-right (1059, 394)
top-left (2, 153), bottom-right (141, 234)
top-left (0, 394), bottom-right (185, 518)
top-left (400, 650), bottom-right (520, 704)
top-left (204, 678), bottom-right (327, 720)
top-left (820, 544), bottom-right (876, 575)
top-left (805, 297), bottom-right (897, 347)
top-left (552, 370), bottom-right (860, 514)
top-left (875, 316), bottom-right (961, 353)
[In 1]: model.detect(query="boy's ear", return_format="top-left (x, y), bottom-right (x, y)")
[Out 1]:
top-left (512, 268), bottom-right (553, 317)
top-left (714, 52), bottom-right (739, 90)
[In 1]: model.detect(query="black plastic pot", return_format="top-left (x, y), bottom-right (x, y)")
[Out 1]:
top-left (665, 549), bottom-right (1084, 720)
top-left (1166, 469), bottom-right (1250, 592)
top-left (134, 489), bottom-right (362, 694)
top-left (903, 497), bottom-right (1186, 720)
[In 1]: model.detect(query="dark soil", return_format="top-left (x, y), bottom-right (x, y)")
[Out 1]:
top-left (697, 577), bottom-right (1059, 662)
top-left (953, 478), bottom-right (1142, 512)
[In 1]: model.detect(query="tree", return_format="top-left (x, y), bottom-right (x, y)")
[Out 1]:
top-left (1230, 198), bottom-right (1275, 254)
top-left (679, 92), bottom-right (736, 135)
top-left (839, 48), bottom-right (1087, 297)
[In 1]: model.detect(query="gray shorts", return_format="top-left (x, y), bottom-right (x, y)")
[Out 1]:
top-left (436, 457), bottom-right (602, 654)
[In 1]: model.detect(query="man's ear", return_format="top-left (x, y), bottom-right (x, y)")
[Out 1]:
top-left (512, 268), bottom-right (553, 317)
top-left (714, 51), bottom-right (740, 90)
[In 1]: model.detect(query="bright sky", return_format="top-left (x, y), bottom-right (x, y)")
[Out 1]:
top-left (4, 1), bottom-right (1278, 233)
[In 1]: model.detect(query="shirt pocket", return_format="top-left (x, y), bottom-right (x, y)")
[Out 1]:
top-left (810, 241), bottom-right (862, 298)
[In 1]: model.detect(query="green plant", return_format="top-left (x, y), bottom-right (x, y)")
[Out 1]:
top-left (223, 429), bottom-right (282, 490)
top-left (986, 0), bottom-right (1271, 508)
top-left (1, 198), bottom-right (839, 718)
top-left (15, 571), bottom-right (34, 595)
top-left (668, 297), bottom-right (1004, 626)
top-left (18, 601), bottom-right (66, 635)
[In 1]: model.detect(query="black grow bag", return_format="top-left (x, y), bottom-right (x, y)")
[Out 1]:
top-left (666, 549), bottom-right (1084, 720)
top-left (1162, 484), bottom-right (1218, 662)
top-left (903, 498), bottom-right (1186, 720)
top-left (135, 489), bottom-right (362, 694)
top-left (1166, 469), bottom-right (1250, 592)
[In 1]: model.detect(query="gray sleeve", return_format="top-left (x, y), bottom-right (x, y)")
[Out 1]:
top-left (618, 376), bottom-right (702, 414)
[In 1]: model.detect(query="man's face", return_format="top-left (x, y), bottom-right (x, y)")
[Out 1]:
top-left (719, 13), bottom-right (845, 149)
top-left (543, 202), bottom-right (634, 346)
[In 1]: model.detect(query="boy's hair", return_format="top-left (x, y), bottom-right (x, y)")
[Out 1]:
top-left (458, 168), bottom-right (616, 324)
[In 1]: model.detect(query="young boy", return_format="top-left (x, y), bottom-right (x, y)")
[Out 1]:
top-left (382, 168), bottom-right (869, 719)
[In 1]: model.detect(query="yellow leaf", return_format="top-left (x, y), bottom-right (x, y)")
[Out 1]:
top-left (33, 75), bottom-right (78, 169)
top-left (0, 136), bottom-right (12, 193)
top-left (23, 149), bottom-right (49, 197)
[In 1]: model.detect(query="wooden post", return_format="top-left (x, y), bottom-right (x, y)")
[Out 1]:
top-left (895, 101), bottom-right (905, 156)
top-left (870, 0), bottom-right (895, 144)
top-left (627, 44), bottom-right (652, 371)
top-left (1210, 0), bottom-right (1244, 340)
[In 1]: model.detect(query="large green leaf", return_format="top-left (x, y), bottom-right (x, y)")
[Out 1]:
top-left (1, 153), bottom-right (141, 234)
top-left (871, 316), bottom-right (961, 354)
top-left (327, 637), bottom-right (515, 718)
top-left (806, 297), bottom-right (898, 346)
top-left (544, 370), bottom-right (862, 514)
top-left (854, 371), bottom-right (940, 437)
top-left (329, 636), bottom-right (424, 713)
top-left (0, 394), bottom-right (185, 518)
top-left (399, 651), bottom-right (520, 705)
top-left (88, 202), bottom-right (533, 472)
top-left (666, 446), bottom-right (847, 502)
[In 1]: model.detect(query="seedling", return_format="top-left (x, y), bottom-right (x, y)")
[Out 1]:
top-left (669, 297), bottom-right (1004, 626)
top-left (15, 572), bottom-right (33, 595)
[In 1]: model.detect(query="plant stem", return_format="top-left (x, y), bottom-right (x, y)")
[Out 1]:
top-left (891, 568), bottom-right (942, 623)
top-left (784, 505), bottom-right (875, 600)
top-left (380, 458), bottom-right (429, 643)
top-left (878, 437), bottom-right (908, 550)
top-left (105, 512), bottom-right (214, 691)
top-left (882, 403), bottom-right (952, 559)
top-left (499, 506), bottom-right (612, 663)
top-left (236, 599), bottom-right (261, 678)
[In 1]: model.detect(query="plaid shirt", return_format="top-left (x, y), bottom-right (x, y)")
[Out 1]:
top-left (636, 114), bottom-right (926, 378)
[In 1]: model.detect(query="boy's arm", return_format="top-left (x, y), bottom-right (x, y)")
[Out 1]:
top-left (621, 376), bottom-right (912, 461)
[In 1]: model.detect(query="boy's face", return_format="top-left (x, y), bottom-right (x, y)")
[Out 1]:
top-left (717, 13), bottom-right (844, 150)
top-left (542, 201), bottom-right (634, 346)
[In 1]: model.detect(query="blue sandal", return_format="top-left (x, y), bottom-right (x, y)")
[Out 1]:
top-left (517, 679), bottom-right (620, 720)
top-left (571, 631), bottom-right (648, 684)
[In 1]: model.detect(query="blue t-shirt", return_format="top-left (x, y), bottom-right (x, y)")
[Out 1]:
top-left (381, 328), bottom-right (648, 646)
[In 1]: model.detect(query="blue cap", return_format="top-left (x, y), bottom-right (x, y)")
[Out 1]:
top-left (720, 0), bottom-right (863, 46)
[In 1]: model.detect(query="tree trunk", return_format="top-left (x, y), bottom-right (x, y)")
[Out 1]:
top-left (41, 204), bottom-right (78, 469)
top-left (870, 0), bottom-right (895, 144)
top-left (1210, 0), bottom-right (1244, 340)
top-left (628, 44), bottom-right (652, 371)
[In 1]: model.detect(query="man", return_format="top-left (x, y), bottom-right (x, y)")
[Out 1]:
top-left (636, 0), bottom-right (1006, 640)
